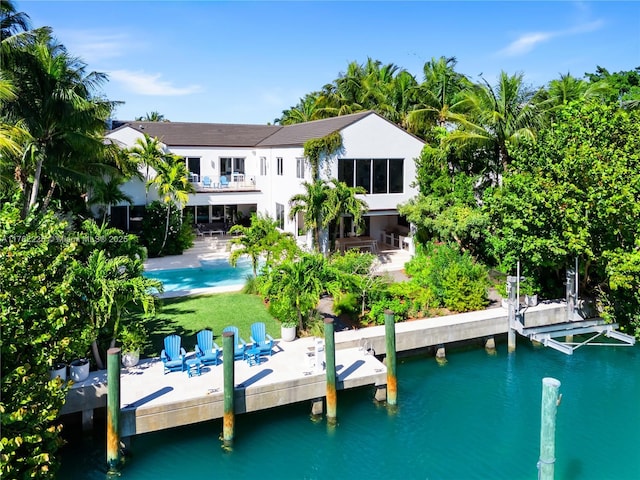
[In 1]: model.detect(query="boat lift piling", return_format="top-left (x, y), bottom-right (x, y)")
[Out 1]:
top-left (106, 347), bottom-right (122, 474)
top-left (222, 331), bottom-right (235, 449)
top-left (384, 310), bottom-right (397, 406)
top-left (324, 318), bottom-right (337, 426)
top-left (538, 377), bottom-right (562, 480)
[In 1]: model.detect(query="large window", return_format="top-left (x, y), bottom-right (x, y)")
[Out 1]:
top-left (220, 157), bottom-right (245, 177)
top-left (275, 203), bottom-right (285, 229)
top-left (338, 158), bottom-right (404, 194)
top-left (276, 157), bottom-right (283, 176)
top-left (296, 157), bottom-right (305, 179)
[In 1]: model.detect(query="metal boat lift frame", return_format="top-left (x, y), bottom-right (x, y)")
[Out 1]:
top-left (507, 260), bottom-right (636, 355)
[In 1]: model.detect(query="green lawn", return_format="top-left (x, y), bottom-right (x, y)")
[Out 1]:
top-left (143, 292), bottom-right (280, 357)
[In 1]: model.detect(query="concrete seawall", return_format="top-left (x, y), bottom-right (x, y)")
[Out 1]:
top-left (61, 301), bottom-right (568, 436)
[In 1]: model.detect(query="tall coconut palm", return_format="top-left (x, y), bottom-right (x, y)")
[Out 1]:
top-left (445, 71), bottom-right (541, 179)
top-left (135, 111), bottom-right (168, 122)
top-left (147, 153), bottom-right (195, 255)
top-left (2, 28), bottom-right (112, 217)
top-left (408, 56), bottom-right (470, 134)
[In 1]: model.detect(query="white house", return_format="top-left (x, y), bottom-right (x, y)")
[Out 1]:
top-left (105, 111), bottom-right (425, 251)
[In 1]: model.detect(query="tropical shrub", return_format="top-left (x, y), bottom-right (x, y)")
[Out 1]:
top-left (140, 201), bottom-right (194, 257)
top-left (405, 241), bottom-right (489, 311)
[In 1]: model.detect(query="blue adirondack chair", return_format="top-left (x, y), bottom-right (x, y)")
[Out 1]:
top-left (161, 334), bottom-right (186, 374)
top-left (250, 322), bottom-right (274, 357)
top-left (219, 175), bottom-right (229, 188)
top-left (195, 329), bottom-right (221, 366)
top-left (222, 326), bottom-right (247, 360)
top-left (202, 176), bottom-right (212, 188)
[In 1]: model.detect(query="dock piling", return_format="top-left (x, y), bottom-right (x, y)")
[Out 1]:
top-left (384, 310), bottom-right (397, 405)
top-left (106, 347), bottom-right (121, 473)
top-left (222, 331), bottom-right (235, 449)
top-left (324, 318), bottom-right (337, 426)
top-left (538, 377), bottom-right (562, 480)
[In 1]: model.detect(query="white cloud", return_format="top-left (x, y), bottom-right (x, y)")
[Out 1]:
top-left (58, 30), bottom-right (132, 63)
top-left (500, 32), bottom-right (555, 56)
top-left (497, 20), bottom-right (605, 57)
top-left (108, 70), bottom-right (203, 96)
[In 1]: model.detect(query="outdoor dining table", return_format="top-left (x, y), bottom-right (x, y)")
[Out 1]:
top-left (335, 236), bottom-right (378, 253)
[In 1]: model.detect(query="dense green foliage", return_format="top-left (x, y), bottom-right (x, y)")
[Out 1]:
top-left (0, 206), bottom-right (83, 479)
top-left (485, 102), bottom-right (640, 333)
top-left (140, 201), bottom-right (194, 257)
top-left (405, 242), bottom-right (489, 313)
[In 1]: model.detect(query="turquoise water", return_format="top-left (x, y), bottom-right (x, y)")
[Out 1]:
top-left (59, 341), bottom-right (640, 479)
top-left (144, 258), bottom-right (253, 292)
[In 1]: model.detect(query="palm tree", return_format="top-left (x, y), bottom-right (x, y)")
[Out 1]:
top-left (289, 179), bottom-right (330, 252)
top-left (2, 28), bottom-right (113, 217)
top-left (323, 179), bottom-right (368, 244)
top-left (128, 134), bottom-right (166, 201)
top-left (147, 153), bottom-right (195, 255)
top-left (135, 111), bottom-right (168, 122)
top-left (407, 56), bottom-right (470, 134)
top-left (445, 71), bottom-right (541, 179)
top-left (271, 253), bottom-right (327, 330)
top-left (536, 73), bottom-right (611, 118)
top-left (88, 175), bottom-right (134, 224)
top-left (227, 212), bottom-right (297, 276)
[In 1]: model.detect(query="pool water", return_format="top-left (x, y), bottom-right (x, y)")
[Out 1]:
top-left (58, 341), bottom-right (640, 479)
top-left (144, 258), bottom-right (254, 293)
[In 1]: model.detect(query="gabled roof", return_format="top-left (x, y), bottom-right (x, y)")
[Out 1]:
top-left (109, 111), bottom-right (414, 148)
top-left (255, 111), bottom-right (374, 147)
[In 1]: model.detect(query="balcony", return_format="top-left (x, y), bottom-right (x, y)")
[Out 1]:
top-left (188, 173), bottom-right (258, 193)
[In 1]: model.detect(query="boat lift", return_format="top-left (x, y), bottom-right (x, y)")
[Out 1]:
top-left (508, 260), bottom-right (636, 355)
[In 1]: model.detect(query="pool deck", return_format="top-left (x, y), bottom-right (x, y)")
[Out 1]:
top-left (143, 238), bottom-right (413, 298)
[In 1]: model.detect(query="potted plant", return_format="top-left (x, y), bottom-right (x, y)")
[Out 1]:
top-left (69, 358), bottom-right (90, 382)
top-left (118, 322), bottom-right (148, 368)
top-left (49, 361), bottom-right (67, 382)
top-left (280, 320), bottom-right (297, 342)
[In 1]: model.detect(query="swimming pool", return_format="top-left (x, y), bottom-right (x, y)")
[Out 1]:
top-left (144, 258), bottom-right (254, 295)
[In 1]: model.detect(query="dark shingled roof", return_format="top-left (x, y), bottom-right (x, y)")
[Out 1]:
top-left (112, 121), bottom-right (281, 147)
top-left (255, 111), bottom-right (374, 147)
top-left (111, 111), bottom-right (382, 148)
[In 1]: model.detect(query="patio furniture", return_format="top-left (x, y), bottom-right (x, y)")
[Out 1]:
top-left (245, 345), bottom-right (261, 366)
top-left (202, 176), bottom-right (212, 188)
top-left (185, 358), bottom-right (202, 377)
top-left (219, 175), bottom-right (229, 188)
top-left (250, 322), bottom-right (274, 357)
top-left (161, 334), bottom-right (186, 374)
top-left (222, 326), bottom-right (247, 360)
top-left (195, 329), bottom-right (221, 366)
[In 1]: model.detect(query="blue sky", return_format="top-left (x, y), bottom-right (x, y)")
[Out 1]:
top-left (21, 1), bottom-right (640, 124)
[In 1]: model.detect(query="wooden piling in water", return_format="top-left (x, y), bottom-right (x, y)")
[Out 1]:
top-left (222, 331), bottom-right (235, 448)
top-left (538, 377), bottom-right (561, 480)
top-left (384, 310), bottom-right (397, 405)
top-left (324, 318), bottom-right (337, 425)
top-left (106, 347), bottom-right (121, 473)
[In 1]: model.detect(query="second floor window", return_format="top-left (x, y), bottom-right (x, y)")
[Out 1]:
top-left (338, 158), bottom-right (404, 194)
top-left (275, 203), bottom-right (285, 229)
top-left (260, 157), bottom-right (267, 176)
top-left (296, 158), bottom-right (305, 179)
top-left (276, 157), bottom-right (283, 176)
